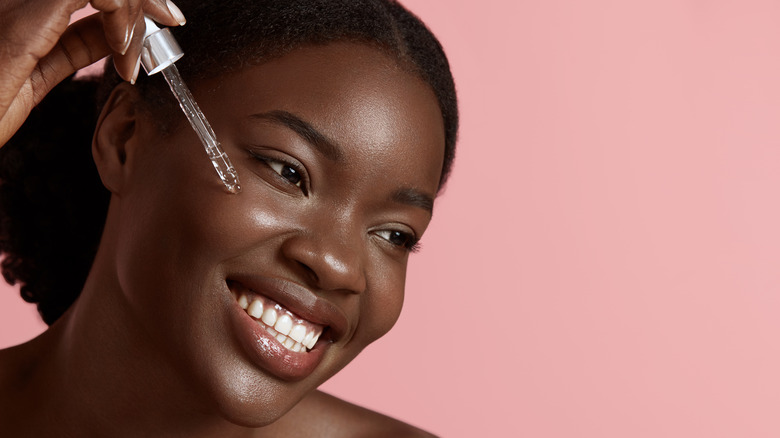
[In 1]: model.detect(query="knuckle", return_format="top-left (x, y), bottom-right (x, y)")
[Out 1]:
top-left (91, 0), bottom-right (123, 12)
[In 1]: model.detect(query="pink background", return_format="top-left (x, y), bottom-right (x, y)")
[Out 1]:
top-left (3, 1), bottom-right (780, 436)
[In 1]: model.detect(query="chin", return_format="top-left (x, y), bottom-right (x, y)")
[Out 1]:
top-left (188, 345), bottom-right (320, 428)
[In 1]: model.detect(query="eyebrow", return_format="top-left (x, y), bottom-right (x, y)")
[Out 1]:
top-left (248, 110), bottom-right (344, 162)
top-left (249, 110), bottom-right (433, 214)
top-left (392, 187), bottom-right (435, 214)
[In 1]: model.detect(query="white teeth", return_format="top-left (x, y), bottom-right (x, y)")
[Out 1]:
top-left (237, 294), bottom-right (249, 310)
top-left (247, 300), bottom-right (263, 319)
top-left (307, 331), bottom-right (320, 349)
top-left (234, 289), bottom-right (324, 354)
top-left (290, 324), bottom-right (306, 343)
top-left (261, 308), bottom-right (277, 327)
top-left (302, 331), bottom-right (314, 347)
top-left (275, 314), bottom-right (293, 336)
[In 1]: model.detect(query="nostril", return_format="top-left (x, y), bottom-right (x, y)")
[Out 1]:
top-left (297, 261), bottom-right (319, 285)
top-left (280, 232), bottom-right (366, 293)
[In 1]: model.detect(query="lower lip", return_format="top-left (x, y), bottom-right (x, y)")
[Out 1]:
top-left (229, 296), bottom-right (326, 381)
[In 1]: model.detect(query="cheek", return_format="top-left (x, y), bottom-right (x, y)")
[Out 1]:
top-left (358, 257), bottom-right (407, 344)
top-left (193, 188), bottom-right (311, 257)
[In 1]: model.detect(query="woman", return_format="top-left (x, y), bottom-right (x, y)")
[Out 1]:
top-left (0, 0), bottom-right (457, 435)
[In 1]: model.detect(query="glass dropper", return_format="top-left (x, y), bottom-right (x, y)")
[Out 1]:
top-left (139, 17), bottom-right (241, 194)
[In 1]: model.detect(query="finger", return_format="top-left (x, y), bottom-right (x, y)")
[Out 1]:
top-left (30, 14), bottom-right (111, 106)
top-left (109, 0), bottom-right (142, 79)
top-left (94, 0), bottom-right (185, 30)
top-left (91, 0), bottom-right (133, 55)
top-left (113, 13), bottom-right (146, 83)
top-left (102, 8), bottom-right (133, 56)
top-left (143, 0), bottom-right (186, 27)
top-left (113, 0), bottom-right (186, 82)
top-left (0, 0), bottom-right (88, 103)
top-left (0, 13), bottom-right (110, 146)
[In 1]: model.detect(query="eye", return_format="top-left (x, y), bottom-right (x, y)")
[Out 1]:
top-left (266, 160), bottom-right (302, 187)
top-left (374, 230), bottom-right (421, 253)
top-left (247, 150), bottom-right (308, 194)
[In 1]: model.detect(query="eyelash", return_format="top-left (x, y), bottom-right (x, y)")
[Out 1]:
top-left (248, 150), bottom-right (421, 253)
top-left (374, 230), bottom-right (422, 253)
top-left (248, 152), bottom-right (308, 194)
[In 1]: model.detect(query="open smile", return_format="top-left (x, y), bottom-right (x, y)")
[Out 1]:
top-left (225, 276), bottom-right (348, 381)
top-left (232, 286), bottom-right (324, 353)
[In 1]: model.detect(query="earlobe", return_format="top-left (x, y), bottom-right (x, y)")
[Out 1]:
top-left (92, 83), bottom-right (141, 194)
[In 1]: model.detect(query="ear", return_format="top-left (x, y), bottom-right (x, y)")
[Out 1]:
top-left (92, 83), bottom-right (142, 194)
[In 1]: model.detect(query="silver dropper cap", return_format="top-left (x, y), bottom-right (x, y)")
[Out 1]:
top-left (140, 17), bottom-right (184, 75)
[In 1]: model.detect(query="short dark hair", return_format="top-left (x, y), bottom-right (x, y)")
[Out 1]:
top-left (0, 0), bottom-right (458, 325)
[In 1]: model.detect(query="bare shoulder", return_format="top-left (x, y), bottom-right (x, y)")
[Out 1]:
top-left (261, 390), bottom-right (438, 438)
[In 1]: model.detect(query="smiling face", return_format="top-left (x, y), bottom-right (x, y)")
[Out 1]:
top-left (94, 42), bottom-right (445, 425)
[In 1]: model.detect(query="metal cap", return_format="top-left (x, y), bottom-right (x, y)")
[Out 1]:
top-left (140, 17), bottom-right (184, 75)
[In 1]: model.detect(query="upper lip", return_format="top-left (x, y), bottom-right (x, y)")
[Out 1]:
top-left (227, 273), bottom-right (349, 342)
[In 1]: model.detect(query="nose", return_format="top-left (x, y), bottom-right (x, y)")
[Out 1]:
top-left (280, 225), bottom-right (367, 294)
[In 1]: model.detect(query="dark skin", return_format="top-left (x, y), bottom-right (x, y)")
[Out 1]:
top-left (0, 0), bottom-right (185, 145)
top-left (0, 40), bottom-right (443, 436)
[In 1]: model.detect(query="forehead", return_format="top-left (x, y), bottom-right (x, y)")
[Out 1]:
top-left (195, 42), bottom-right (446, 193)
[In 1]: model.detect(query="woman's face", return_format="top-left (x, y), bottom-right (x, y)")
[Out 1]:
top-left (103, 42), bottom-right (444, 425)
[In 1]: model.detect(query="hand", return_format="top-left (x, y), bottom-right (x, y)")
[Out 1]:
top-left (0, 0), bottom-right (186, 146)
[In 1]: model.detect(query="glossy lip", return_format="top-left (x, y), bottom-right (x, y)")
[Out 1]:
top-left (225, 274), bottom-right (350, 381)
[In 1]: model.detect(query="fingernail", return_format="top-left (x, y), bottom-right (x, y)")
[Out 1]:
top-left (120, 25), bottom-right (130, 55)
top-left (120, 21), bottom-right (136, 55)
top-left (130, 55), bottom-right (141, 85)
top-left (167, 0), bottom-right (187, 26)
